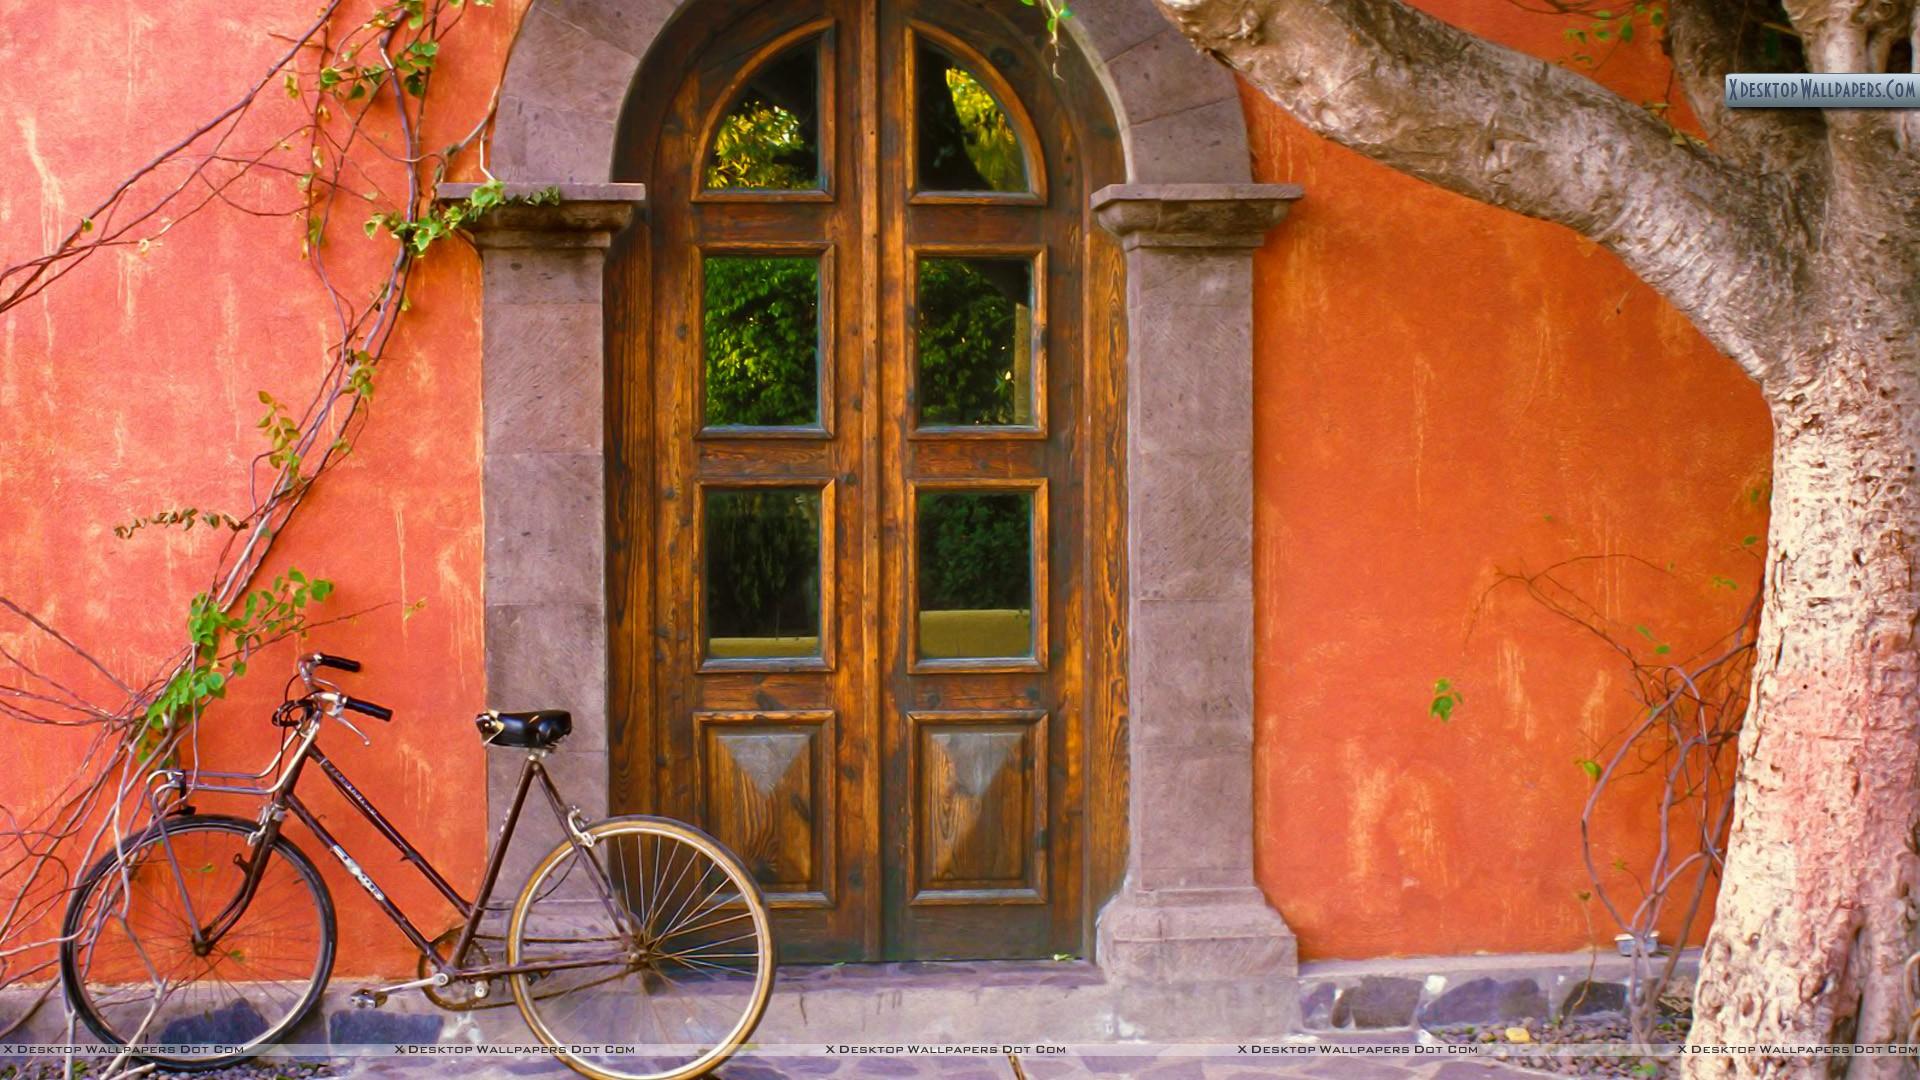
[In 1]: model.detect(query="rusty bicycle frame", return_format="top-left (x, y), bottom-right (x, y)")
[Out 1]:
top-left (138, 657), bottom-right (635, 1000)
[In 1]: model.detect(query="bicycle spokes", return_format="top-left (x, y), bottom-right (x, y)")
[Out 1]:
top-left (509, 818), bottom-right (773, 1080)
top-left (62, 818), bottom-right (333, 1065)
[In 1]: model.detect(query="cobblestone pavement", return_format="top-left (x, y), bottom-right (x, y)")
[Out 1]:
top-left (334, 1048), bottom-right (1550, 1079)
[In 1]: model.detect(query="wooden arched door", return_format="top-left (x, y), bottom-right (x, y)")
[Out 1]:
top-left (610, 0), bottom-right (1125, 962)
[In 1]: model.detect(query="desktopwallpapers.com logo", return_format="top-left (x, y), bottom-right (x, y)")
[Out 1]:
top-left (1726, 73), bottom-right (1920, 107)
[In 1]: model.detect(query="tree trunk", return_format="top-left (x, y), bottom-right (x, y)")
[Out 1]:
top-left (1687, 343), bottom-right (1920, 1075)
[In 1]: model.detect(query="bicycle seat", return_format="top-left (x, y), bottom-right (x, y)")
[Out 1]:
top-left (476, 709), bottom-right (572, 749)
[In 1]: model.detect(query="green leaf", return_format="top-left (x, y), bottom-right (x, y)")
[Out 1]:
top-left (1654, 643), bottom-right (1672, 656)
top-left (1742, 534), bottom-right (1760, 546)
top-left (1577, 758), bottom-right (1601, 782)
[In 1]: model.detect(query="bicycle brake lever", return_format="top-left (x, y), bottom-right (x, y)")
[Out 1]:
top-left (321, 694), bottom-right (373, 746)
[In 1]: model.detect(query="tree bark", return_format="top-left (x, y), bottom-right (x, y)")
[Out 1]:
top-left (1149, 0), bottom-right (1801, 377)
top-left (1688, 349), bottom-right (1920, 1073)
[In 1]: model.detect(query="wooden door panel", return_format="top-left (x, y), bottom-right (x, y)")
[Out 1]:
top-left (615, 0), bottom-right (1122, 963)
top-left (907, 710), bottom-right (1048, 904)
top-left (696, 711), bottom-right (837, 906)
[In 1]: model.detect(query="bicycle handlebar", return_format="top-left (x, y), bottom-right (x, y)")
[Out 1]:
top-left (296, 654), bottom-right (392, 724)
top-left (341, 695), bottom-right (393, 722)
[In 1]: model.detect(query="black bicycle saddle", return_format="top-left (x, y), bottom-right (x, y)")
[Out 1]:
top-left (476, 709), bottom-right (572, 749)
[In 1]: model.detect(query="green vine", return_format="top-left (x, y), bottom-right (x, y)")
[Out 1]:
top-left (1017, 0), bottom-right (1074, 61)
top-left (112, 508), bottom-right (249, 541)
top-left (364, 179), bottom-right (560, 255)
top-left (144, 569), bottom-right (334, 733)
top-left (1560, 2), bottom-right (1666, 66)
top-left (1427, 677), bottom-right (1463, 722)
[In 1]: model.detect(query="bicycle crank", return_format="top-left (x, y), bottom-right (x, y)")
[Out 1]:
top-left (419, 927), bottom-right (508, 1010)
top-left (351, 972), bottom-right (445, 1010)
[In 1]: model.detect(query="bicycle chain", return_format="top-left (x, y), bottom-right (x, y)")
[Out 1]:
top-left (419, 927), bottom-right (513, 1011)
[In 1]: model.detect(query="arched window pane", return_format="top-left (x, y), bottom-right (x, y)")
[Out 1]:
top-left (915, 40), bottom-right (1029, 193)
top-left (704, 41), bottom-right (823, 192)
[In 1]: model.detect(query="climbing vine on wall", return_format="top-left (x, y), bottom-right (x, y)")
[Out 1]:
top-left (0, 1), bottom-right (528, 1064)
top-left (1437, 491), bottom-right (1768, 1048)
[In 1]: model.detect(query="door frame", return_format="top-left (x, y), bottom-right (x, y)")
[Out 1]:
top-left (454, 0), bottom-right (1305, 985)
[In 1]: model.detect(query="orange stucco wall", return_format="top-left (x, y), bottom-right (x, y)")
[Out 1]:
top-left (1245, 3), bottom-right (1773, 958)
top-left (0, 0), bottom-right (529, 977)
top-left (1, 0), bottom-right (1771, 979)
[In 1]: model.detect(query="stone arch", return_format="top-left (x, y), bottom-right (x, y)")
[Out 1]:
top-left (487, 0), bottom-right (1251, 185)
top-left (459, 0), bottom-right (1305, 1023)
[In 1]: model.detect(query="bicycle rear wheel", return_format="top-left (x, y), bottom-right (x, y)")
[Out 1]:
top-left (507, 815), bottom-right (774, 1080)
top-left (60, 814), bottom-right (335, 1069)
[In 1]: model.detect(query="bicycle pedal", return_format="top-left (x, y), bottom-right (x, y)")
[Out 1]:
top-left (349, 988), bottom-right (389, 1010)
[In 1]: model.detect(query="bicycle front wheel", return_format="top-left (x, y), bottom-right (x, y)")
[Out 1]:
top-left (60, 814), bottom-right (335, 1069)
top-left (507, 815), bottom-right (775, 1080)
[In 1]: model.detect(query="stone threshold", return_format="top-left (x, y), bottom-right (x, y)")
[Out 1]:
top-left (1298, 948), bottom-right (1702, 1033)
top-left (5, 950), bottom-right (1681, 1053)
top-left (2, 961), bottom-right (1298, 1051)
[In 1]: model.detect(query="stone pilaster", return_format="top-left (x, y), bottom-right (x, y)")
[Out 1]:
top-left (1091, 183), bottom-right (1303, 990)
top-left (442, 181), bottom-right (645, 873)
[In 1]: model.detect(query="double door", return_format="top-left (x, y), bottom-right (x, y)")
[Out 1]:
top-left (615, 0), bottom-right (1122, 961)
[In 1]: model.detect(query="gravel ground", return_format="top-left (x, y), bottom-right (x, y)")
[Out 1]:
top-left (1430, 1008), bottom-right (1692, 1079)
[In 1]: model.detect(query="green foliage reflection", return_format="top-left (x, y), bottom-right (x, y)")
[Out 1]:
top-left (918, 490), bottom-right (1031, 612)
top-left (704, 255), bottom-right (821, 427)
top-left (705, 488), bottom-right (822, 654)
top-left (917, 258), bottom-right (1032, 426)
top-left (916, 42), bottom-right (1027, 193)
top-left (704, 44), bottom-right (821, 191)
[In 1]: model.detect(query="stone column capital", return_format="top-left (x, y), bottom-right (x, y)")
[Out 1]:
top-left (1092, 183), bottom-right (1302, 250)
top-left (438, 181), bottom-right (647, 250)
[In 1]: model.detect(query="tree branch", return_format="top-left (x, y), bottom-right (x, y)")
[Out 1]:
top-left (1154, 0), bottom-right (1801, 382)
top-left (1786, 0), bottom-right (1920, 217)
top-left (1664, 0), bottom-right (1828, 178)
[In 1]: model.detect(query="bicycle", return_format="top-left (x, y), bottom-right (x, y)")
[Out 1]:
top-left (58, 652), bottom-right (775, 1080)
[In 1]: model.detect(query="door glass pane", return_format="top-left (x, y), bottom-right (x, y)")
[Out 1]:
top-left (917, 490), bottom-right (1033, 660)
top-left (705, 488), bottom-right (823, 659)
top-left (704, 40), bottom-right (823, 191)
top-left (915, 40), bottom-right (1028, 193)
top-left (916, 257), bottom-right (1034, 428)
top-left (703, 254), bottom-right (822, 428)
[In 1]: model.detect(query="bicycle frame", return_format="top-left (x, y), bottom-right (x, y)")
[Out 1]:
top-left (145, 711), bottom-right (634, 986)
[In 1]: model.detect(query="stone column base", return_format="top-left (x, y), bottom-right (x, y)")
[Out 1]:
top-left (1098, 886), bottom-right (1300, 985)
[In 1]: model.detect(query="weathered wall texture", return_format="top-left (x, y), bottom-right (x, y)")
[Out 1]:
top-left (0, 0), bottom-right (529, 976)
top-left (0, 0), bottom-right (1770, 977)
top-left (1245, 1), bottom-right (1773, 958)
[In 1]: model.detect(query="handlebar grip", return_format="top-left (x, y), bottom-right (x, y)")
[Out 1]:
top-left (314, 653), bottom-right (362, 673)
top-left (342, 695), bottom-right (392, 722)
